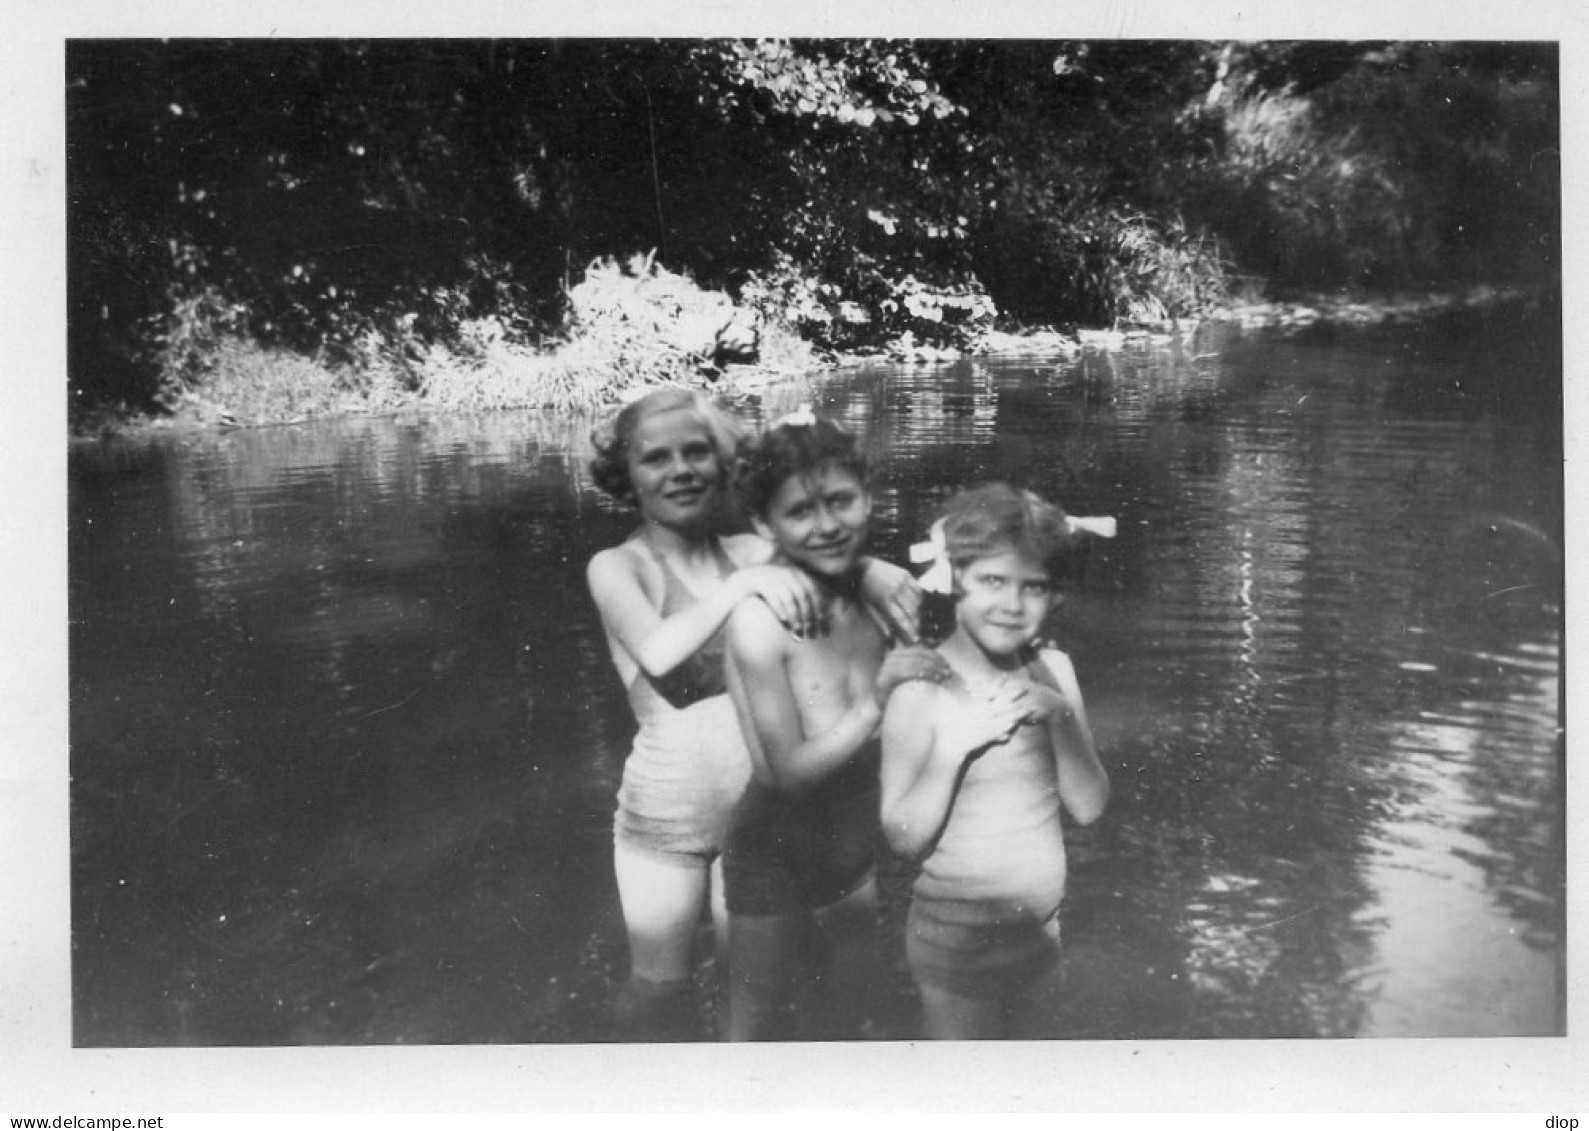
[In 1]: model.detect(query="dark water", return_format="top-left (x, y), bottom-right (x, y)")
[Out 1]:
top-left (69, 305), bottom-right (1564, 1045)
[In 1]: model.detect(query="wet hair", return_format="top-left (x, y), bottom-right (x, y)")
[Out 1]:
top-left (938, 483), bottom-right (1080, 584)
top-left (588, 386), bottom-right (747, 505)
top-left (735, 412), bottom-right (869, 518)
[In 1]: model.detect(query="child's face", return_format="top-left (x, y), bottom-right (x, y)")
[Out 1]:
top-left (754, 463), bottom-right (872, 580)
top-left (626, 407), bottom-right (725, 529)
top-left (954, 549), bottom-right (1057, 657)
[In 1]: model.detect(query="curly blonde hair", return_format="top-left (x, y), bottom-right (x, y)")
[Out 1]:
top-left (588, 387), bottom-right (748, 505)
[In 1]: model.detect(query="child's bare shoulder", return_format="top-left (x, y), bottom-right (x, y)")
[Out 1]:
top-left (1035, 644), bottom-right (1076, 672)
top-left (720, 532), bottom-right (773, 560)
top-left (881, 673), bottom-right (952, 761)
top-left (1033, 645), bottom-right (1084, 696)
top-left (884, 666), bottom-right (952, 716)
top-left (587, 539), bottom-right (645, 585)
top-left (725, 591), bottom-right (792, 662)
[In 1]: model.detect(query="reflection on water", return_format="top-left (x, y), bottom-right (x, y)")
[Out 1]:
top-left (69, 306), bottom-right (1563, 1044)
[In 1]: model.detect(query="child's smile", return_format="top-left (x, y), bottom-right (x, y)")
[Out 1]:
top-left (756, 464), bottom-right (872, 579)
top-left (626, 408), bottom-right (724, 528)
top-left (954, 551), bottom-right (1056, 663)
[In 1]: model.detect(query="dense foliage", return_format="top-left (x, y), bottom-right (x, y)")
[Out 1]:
top-left (67, 39), bottom-right (1559, 421)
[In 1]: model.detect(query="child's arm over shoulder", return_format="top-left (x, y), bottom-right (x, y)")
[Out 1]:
top-left (588, 543), bottom-right (741, 681)
top-left (724, 598), bottom-right (882, 795)
top-left (1036, 647), bottom-right (1110, 825)
top-left (727, 533), bottom-right (921, 643)
top-left (585, 544), bottom-right (661, 662)
top-left (588, 539), bottom-right (823, 677)
top-left (855, 556), bottom-right (923, 645)
top-left (720, 532), bottom-right (775, 568)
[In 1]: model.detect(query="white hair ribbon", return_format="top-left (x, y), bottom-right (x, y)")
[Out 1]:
top-left (908, 518), bottom-right (955, 594)
top-left (909, 513), bottom-right (1117, 594)
top-left (771, 404), bottom-right (817, 429)
top-left (1066, 516), bottom-right (1118, 538)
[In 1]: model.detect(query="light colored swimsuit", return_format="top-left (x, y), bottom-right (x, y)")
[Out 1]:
top-left (906, 650), bottom-right (1069, 999)
top-left (612, 535), bottom-right (753, 865)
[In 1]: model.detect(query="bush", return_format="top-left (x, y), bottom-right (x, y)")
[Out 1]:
top-left (1184, 83), bottom-right (1405, 288)
top-left (155, 336), bottom-right (412, 426)
top-left (114, 252), bottom-right (829, 432)
top-left (978, 195), bottom-right (1230, 328)
top-left (416, 254), bottom-right (814, 414)
top-left (153, 277), bottom-right (250, 394)
top-left (740, 251), bottom-right (995, 354)
top-left (1311, 45), bottom-right (1560, 286)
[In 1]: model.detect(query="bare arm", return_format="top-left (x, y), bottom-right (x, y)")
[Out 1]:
top-left (586, 544), bottom-right (819, 682)
top-left (879, 681), bottom-right (959, 860)
top-left (729, 532), bottom-right (921, 642)
top-left (880, 679), bottom-right (1033, 860)
top-left (724, 601), bottom-right (903, 796)
top-left (1036, 649), bottom-right (1110, 825)
top-left (856, 557), bottom-right (923, 645)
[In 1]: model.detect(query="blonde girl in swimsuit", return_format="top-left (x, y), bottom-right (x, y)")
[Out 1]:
top-left (880, 483), bottom-right (1112, 1039)
top-left (585, 388), bottom-right (919, 1040)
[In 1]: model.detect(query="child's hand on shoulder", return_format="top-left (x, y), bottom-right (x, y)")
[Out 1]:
top-left (736, 564), bottom-right (826, 638)
top-left (873, 644), bottom-right (950, 708)
top-left (857, 557), bottom-right (924, 645)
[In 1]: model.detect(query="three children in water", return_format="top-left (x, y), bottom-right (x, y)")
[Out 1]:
top-left (587, 389), bottom-right (1110, 1041)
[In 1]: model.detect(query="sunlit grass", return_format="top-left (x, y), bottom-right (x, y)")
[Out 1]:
top-left (127, 255), bottom-right (826, 432)
top-left (159, 338), bottom-right (413, 426)
top-left (91, 238), bottom-right (1549, 439)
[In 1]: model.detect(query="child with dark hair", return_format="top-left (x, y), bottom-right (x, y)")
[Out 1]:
top-left (584, 390), bottom-right (921, 1040)
top-left (720, 408), bottom-right (947, 1040)
top-left (881, 483), bottom-right (1112, 1038)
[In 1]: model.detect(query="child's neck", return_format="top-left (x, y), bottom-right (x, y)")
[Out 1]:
top-left (777, 554), bottom-right (863, 612)
top-left (641, 516), bottom-right (714, 558)
top-left (939, 626), bottom-right (1031, 679)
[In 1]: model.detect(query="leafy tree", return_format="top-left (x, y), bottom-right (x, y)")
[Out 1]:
top-left (67, 38), bottom-right (1560, 420)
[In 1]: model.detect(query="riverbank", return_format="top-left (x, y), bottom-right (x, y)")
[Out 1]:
top-left (71, 280), bottom-right (1554, 442)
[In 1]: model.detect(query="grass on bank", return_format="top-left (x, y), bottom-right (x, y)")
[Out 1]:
top-left (83, 268), bottom-right (1552, 439)
top-left (96, 256), bottom-right (821, 436)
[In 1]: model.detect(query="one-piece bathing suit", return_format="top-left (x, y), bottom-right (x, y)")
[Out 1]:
top-left (906, 649), bottom-right (1070, 999)
top-left (612, 534), bottom-right (753, 865)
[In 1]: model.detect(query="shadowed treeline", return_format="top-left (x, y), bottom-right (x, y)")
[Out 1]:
top-left (69, 40), bottom-right (1558, 423)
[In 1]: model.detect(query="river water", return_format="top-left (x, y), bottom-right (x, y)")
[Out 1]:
top-left (68, 304), bottom-right (1564, 1045)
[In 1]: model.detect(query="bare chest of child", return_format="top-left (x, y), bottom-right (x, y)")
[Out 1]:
top-left (785, 600), bottom-right (888, 737)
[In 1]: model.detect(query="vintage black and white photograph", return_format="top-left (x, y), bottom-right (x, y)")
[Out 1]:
top-left (7, 0), bottom-right (1583, 1115)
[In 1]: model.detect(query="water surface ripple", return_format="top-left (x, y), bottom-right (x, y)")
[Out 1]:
top-left (69, 311), bottom-right (1563, 1043)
